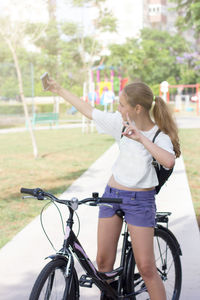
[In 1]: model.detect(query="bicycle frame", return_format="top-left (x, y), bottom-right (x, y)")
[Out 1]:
top-left (48, 205), bottom-right (131, 299)
top-left (46, 205), bottom-right (182, 300)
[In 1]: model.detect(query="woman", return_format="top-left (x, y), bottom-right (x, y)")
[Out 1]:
top-left (47, 79), bottom-right (181, 300)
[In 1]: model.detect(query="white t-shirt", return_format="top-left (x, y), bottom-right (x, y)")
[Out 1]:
top-left (92, 109), bottom-right (175, 189)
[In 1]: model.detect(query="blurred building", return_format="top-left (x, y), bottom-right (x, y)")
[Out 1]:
top-left (143, 0), bottom-right (168, 30)
top-left (143, 0), bottom-right (194, 43)
top-left (103, 0), bottom-right (194, 44)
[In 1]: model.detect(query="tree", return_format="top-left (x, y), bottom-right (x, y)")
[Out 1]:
top-left (106, 28), bottom-right (195, 90)
top-left (171, 0), bottom-right (200, 39)
top-left (0, 0), bottom-right (47, 158)
top-left (47, 0), bottom-right (57, 21)
top-left (0, 41), bottom-right (18, 98)
top-left (42, 0), bottom-right (117, 91)
top-left (63, 0), bottom-right (117, 93)
top-left (28, 0), bottom-right (117, 97)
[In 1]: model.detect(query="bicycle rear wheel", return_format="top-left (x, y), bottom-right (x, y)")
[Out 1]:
top-left (29, 258), bottom-right (79, 300)
top-left (125, 228), bottom-right (182, 300)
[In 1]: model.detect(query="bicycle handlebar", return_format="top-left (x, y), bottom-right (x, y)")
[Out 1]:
top-left (20, 187), bottom-right (122, 207)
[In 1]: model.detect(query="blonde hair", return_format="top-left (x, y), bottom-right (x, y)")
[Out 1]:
top-left (123, 82), bottom-right (181, 158)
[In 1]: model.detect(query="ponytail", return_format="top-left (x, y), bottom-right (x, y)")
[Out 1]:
top-left (152, 96), bottom-right (181, 158)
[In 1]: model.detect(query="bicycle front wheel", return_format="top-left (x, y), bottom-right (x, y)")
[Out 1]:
top-left (125, 228), bottom-right (182, 300)
top-left (29, 258), bottom-right (79, 300)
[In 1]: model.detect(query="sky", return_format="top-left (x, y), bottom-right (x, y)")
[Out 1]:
top-left (106, 0), bottom-right (143, 39)
top-left (0, 0), bottom-right (143, 44)
top-left (0, 0), bottom-right (48, 22)
top-left (56, 0), bottom-right (143, 43)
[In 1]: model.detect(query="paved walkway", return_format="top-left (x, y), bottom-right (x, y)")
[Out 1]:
top-left (175, 115), bottom-right (200, 128)
top-left (0, 141), bottom-right (200, 299)
top-left (0, 123), bottom-right (83, 134)
top-left (0, 115), bottom-right (199, 134)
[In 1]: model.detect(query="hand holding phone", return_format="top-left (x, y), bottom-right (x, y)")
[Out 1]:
top-left (40, 74), bottom-right (62, 94)
top-left (40, 72), bottom-right (50, 90)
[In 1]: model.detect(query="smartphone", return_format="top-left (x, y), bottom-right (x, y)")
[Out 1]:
top-left (40, 72), bottom-right (50, 90)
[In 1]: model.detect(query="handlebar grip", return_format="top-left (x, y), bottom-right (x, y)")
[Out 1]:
top-left (20, 187), bottom-right (45, 200)
top-left (20, 187), bottom-right (36, 196)
top-left (98, 198), bottom-right (122, 204)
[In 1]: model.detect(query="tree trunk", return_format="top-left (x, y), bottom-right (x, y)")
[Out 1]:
top-left (47, 0), bottom-right (57, 21)
top-left (6, 38), bottom-right (38, 158)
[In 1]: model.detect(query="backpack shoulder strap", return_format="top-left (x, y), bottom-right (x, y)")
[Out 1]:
top-left (152, 129), bottom-right (161, 164)
top-left (121, 125), bottom-right (126, 138)
top-left (152, 129), bottom-right (161, 143)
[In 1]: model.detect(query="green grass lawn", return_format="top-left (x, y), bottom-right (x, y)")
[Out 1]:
top-left (0, 128), bottom-right (114, 248)
top-left (0, 127), bottom-right (199, 249)
top-left (179, 128), bottom-right (200, 225)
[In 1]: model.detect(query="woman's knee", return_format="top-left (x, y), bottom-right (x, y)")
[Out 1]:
top-left (96, 253), bottom-right (115, 272)
top-left (137, 260), bottom-right (157, 280)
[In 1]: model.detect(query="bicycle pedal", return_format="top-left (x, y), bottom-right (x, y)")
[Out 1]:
top-left (79, 274), bottom-right (93, 288)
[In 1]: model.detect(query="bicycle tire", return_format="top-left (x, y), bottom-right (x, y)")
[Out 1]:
top-left (124, 227), bottom-right (182, 300)
top-left (29, 258), bottom-right (79, 300)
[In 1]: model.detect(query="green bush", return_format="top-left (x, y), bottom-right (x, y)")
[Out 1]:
top-left (0, 104), bottom-right (30, 115)
top-left (0, 103), bottom-right (68, 115)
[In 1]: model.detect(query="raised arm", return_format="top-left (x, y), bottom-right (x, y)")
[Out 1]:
top-left (47, 78), bottom-right (93, 120)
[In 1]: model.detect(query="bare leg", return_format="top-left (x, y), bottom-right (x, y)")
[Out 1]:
top-left (128, 225), bottom-right (166, 300)
top-left (96, 215), bottom-right (123, 272)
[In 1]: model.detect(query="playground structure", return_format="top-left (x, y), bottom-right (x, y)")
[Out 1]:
top-left (160, 81), bottom-right (200, 115)
top-left (82, 65), bottom-right (128, 132)
top-left (92, 65), bottom-right (128, 105)
top-left (78, 78), bottom-right (200, 133)
top-left (85, 65), bottom-right (128, 109)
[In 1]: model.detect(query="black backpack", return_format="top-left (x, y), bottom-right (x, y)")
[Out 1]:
top-left (121, 127), bottom-right (174, 194)
top-left (152, 129), bottom-right (174, 194)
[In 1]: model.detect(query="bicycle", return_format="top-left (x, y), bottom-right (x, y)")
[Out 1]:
top-left (20, 187), bottom-right (182, 300)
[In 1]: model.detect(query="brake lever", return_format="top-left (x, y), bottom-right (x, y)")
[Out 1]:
top-left (22, 195), bottom-right (48, 201)
top-left (22, 195), bottom-right (36, 199)
top-left (97, 203), bottom-right (113, 208)
top-left (86, 203), bottom-right (113, 208)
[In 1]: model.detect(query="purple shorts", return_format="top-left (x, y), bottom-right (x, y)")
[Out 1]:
top-left (99, 185), bottom-right (156, 227)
